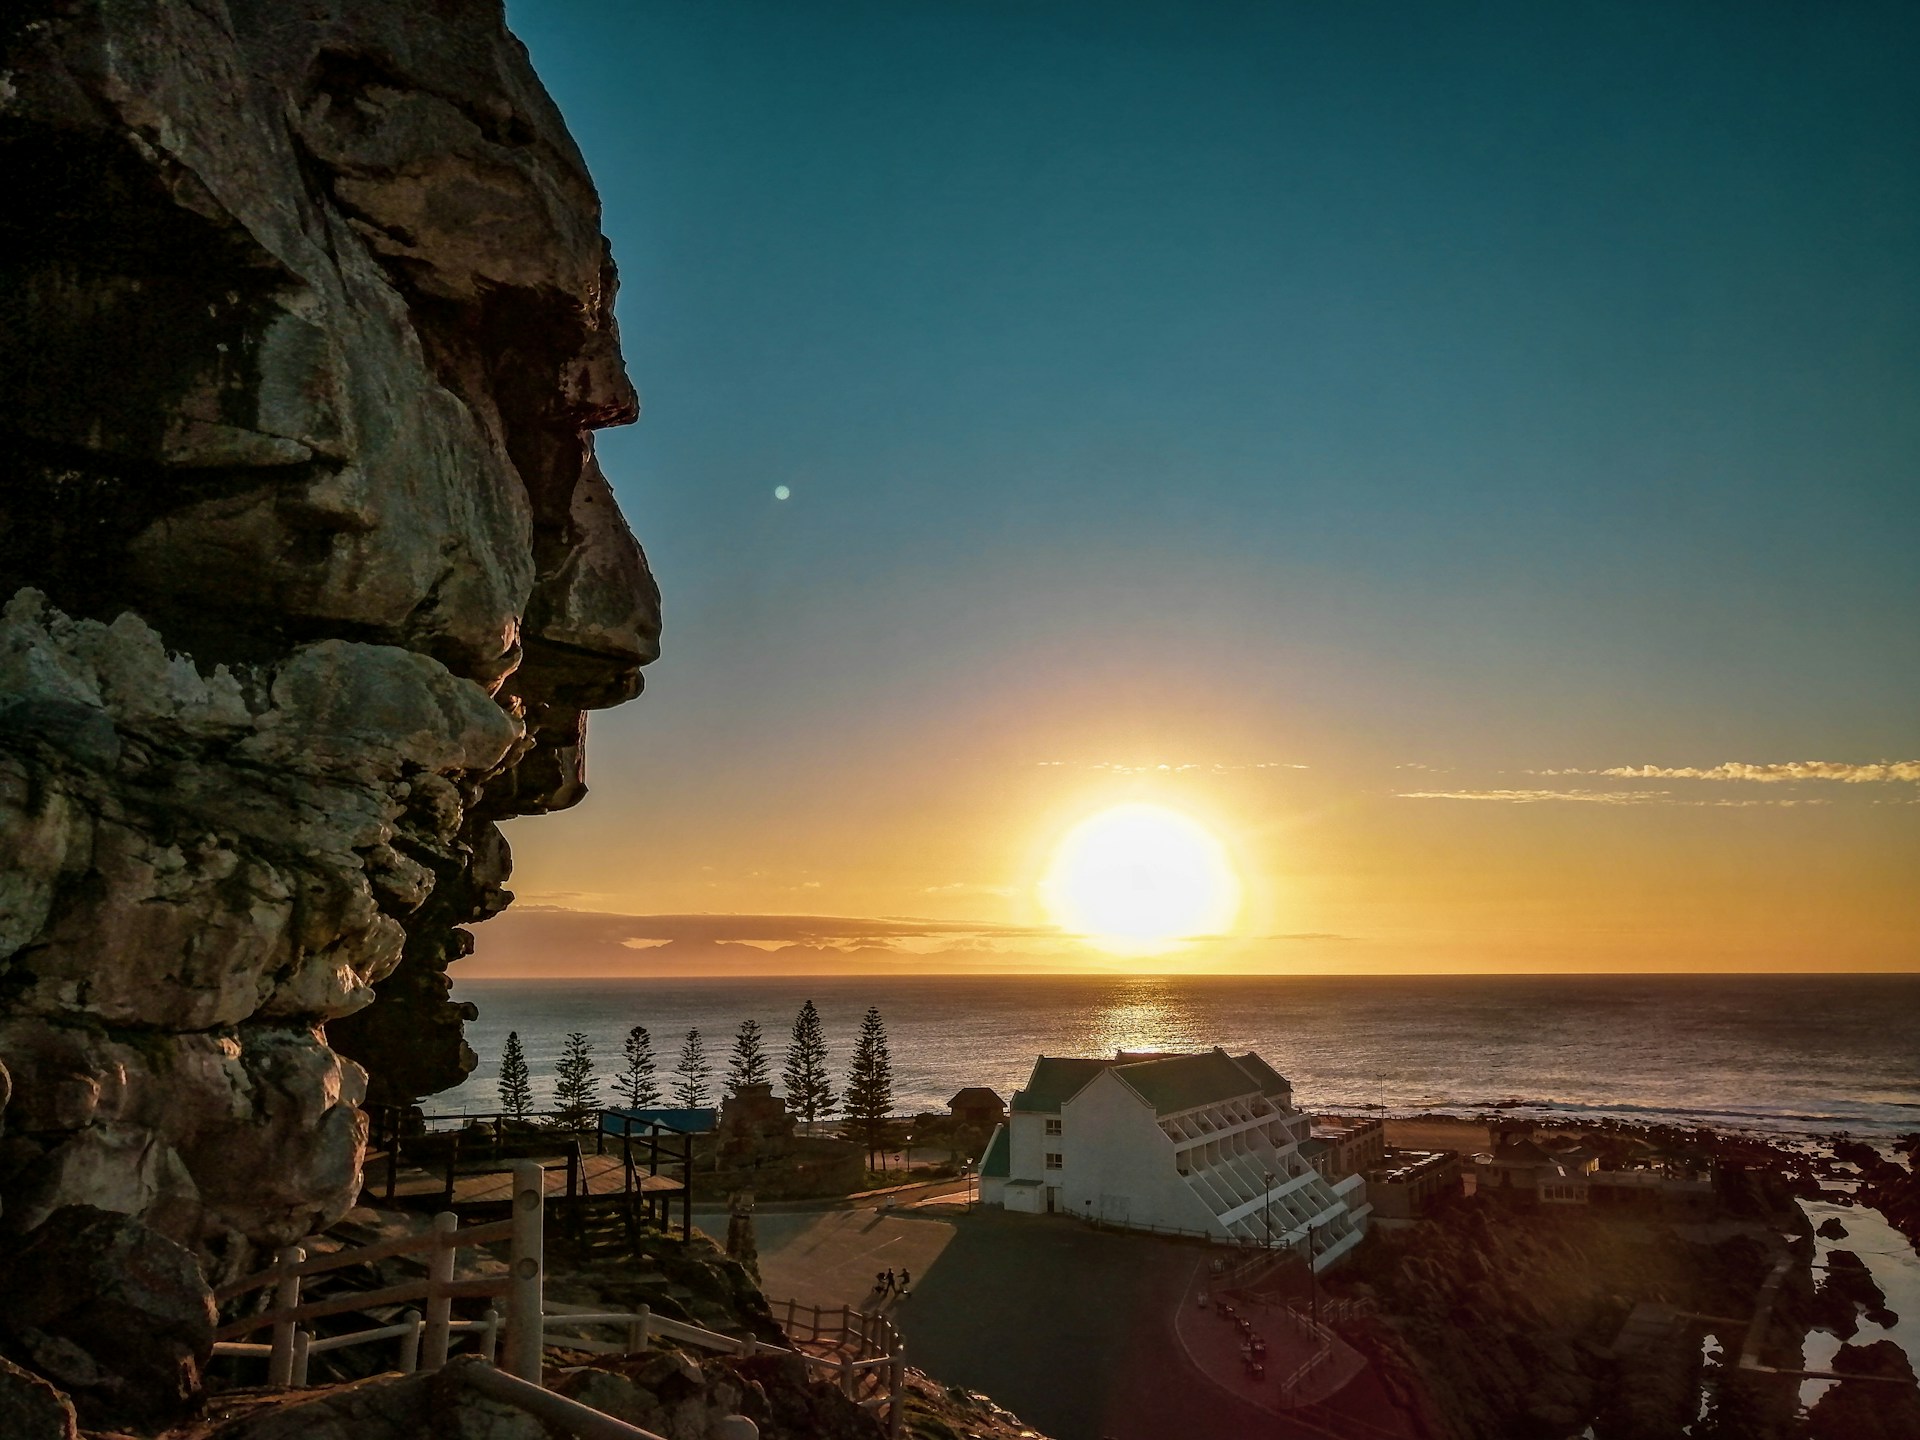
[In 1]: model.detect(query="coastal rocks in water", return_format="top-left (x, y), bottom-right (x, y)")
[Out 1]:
top-left (0, 1205), bottom-right (217, 1428)
top-left (1817, 1215), bottom-right (1849, 1240)
top-left (1809, 1249), bottom-right (1888, 1340)
top-left (0, 0), bottom-right (657, 1262)
top-left (1806, 1339), bottom-right (1920, 1440)
top-left (1329, 1183), bottom-right (1805, 1440)
top-left (1837, 1138), bottom-right (1920, 1260)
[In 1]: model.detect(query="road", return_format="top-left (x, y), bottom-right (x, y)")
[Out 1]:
top-left (701, 1194), bottom-right (1333, 1440)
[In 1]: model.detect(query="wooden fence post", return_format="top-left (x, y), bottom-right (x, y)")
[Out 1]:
top-left (266, 1245), bottom-right (305, 1387)
top-left (399, 1308), bottom-right (423, 1373)
top-left (423, 1210), bottom-right (458, 1369)
top-left (626, 1303), bottom-right (650, 1356)
top-left (506, 1161), bottom-right (546, 1383)
top-left (479, 1307), bottom-right (501, 1365)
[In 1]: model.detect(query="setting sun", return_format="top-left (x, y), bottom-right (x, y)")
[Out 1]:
top-left (1040, 803), bottom-right (1242, 955)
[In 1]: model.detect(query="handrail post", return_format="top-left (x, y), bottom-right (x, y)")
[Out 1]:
top-left (626, 1303), bottom-right (650, 1356)
top-left (399, 1308), bottom-right (423, 1373)
top-left (423, 1210), bottom-right (458, 1369)
top-left (888, 1337), bottom-right (905, 1439)
top-left (386, 1116), bottom-right (400, 1201)
top-left (480, 1307), bottom-right (501, 1364)
top-left (839, 1350), bottom-right (855, 1399)
top-left (290, 1328), bottom-right (311, 1388)
top-left (506, 1161), bottom-right (546, 1383)
top-left (266, 1245), bottom-right (305, 1386)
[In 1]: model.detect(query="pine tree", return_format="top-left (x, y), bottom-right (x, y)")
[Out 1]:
top-left (499, 1030), bottom-right (532, 1120)
top-left (616, 1024), bottom-right (661, 1109)
top-left (782, 999), bottom-right (836, 1124)
top-left (673, 1028), bottom-right (712, 1108)
top-left (844, 1006), bottom-right (894, 1168)
top-left (725, 1018), bottom-right (770, 1096)
top-left (552, 1030), bottom-right (599, 1131)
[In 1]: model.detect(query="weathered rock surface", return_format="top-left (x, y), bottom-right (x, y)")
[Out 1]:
top-left (0, 0), bottom-right (656, 1264)
top-left (0, 1205), bottom-right (217, 1428)
top-left (0, 1354), bottom-right (80, 1440)
top-left (1806, 1339), bottom-right (1920, 1440)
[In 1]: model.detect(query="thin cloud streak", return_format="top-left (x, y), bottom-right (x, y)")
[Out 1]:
top-left (1396, 789), bottom-right (1826, 808)
top-left (1535, 761), bottom-right (1920, 784)
top-left (505, 906), bottom-right (1058, 946)
top-left (1396, 789), bottom-right (1671, 805)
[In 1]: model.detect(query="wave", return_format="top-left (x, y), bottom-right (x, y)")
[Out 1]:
top-left (1313, 1094), bottom-right (1908, 1137)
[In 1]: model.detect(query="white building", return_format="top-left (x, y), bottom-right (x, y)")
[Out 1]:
top-left (978, 1048), bottom-right (1369, 1271)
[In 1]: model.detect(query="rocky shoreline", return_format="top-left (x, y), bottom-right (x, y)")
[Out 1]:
top-left (1307, 1115), bottom-right (1920, 1440)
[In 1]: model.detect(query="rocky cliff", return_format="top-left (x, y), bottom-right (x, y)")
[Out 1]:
top-left (0, 0), bottom-right (657, 1269)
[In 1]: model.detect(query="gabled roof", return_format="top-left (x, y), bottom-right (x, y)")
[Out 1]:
top-left (1010, 1057), bottom-right (1118, 1113)
top-left (948, 1087), bottom-right (1005, 1108)
top-left (1232, 1052), bottom-right (1292, 1097)
top-left (979, 1124), bottom-right (1010, 1178)
top-left (1110, 1048), bottom-right (1270, 1117)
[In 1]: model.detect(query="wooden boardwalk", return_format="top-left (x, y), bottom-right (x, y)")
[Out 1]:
top-left (367, 1151), bottom-right (685, 1207)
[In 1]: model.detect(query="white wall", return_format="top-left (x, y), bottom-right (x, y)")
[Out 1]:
top-left (1059, 1071), bottom-right (1219, 1235)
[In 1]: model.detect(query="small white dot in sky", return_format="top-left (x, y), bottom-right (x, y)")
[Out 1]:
top-left (773, 485), bottom-right (791, 500)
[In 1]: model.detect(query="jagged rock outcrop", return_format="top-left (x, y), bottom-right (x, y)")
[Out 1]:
top-left (0, 0), bottom-right (656, 1265)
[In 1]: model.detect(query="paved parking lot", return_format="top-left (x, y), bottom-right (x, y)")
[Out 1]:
top-left (716, 1201), bottom-right (1307, 1440)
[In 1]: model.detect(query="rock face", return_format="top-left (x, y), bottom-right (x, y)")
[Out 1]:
top-left (0, 1205), bottom-right (219, 1427)
top-left (0, 0), bottom-right (656, 1265)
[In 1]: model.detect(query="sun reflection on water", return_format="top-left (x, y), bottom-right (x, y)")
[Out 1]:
top-left (1082, 980), bottom-right (1204, 1057)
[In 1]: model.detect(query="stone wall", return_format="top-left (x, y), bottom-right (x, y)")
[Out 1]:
top-left (0, 0), bottom-right (656, 1270)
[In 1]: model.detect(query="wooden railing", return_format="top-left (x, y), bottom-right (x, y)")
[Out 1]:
top-left (211, 1176), bottom-right (541, 1385)
top-left (209, 1163), bottom-right (892, 1436)
top-left (365, 1107), bottom-right (696, 1241)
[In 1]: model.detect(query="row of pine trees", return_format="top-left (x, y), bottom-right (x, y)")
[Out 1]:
top-left (495, 1001), bottom-right (898, 1162)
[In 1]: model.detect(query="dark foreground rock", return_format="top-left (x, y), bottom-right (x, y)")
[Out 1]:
top-left (0, 1206), bottom-right (216, 1428)
top-left (0, 1355), bottom-right (79, 1440)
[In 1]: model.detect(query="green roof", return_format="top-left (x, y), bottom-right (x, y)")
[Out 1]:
top-left (979, 1124), bottom-right (1010, 1178)
top-left (1010, 1057), bottom-right (1117, 1113)
top-left (1232, 1052), bottom-right (1293, 1097)
top-left (1112, 1049), bottom-right (1274, 1117)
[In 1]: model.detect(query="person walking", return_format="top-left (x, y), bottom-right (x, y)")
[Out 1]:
top-left (897, 1267), bottom-right (911, 1298)
top-left (882, 1268), bottom-right (897, 1296)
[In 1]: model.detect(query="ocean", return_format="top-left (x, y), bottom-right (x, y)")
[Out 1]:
top-left (434, 973), bottom-right (1920, 1140)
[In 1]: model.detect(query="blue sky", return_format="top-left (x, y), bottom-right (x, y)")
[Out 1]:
top-left (489, 1), bottom-right (1920, 972)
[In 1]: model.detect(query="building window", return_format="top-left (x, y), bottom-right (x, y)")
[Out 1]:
top-left (1045, 1152), bottom-right (1063, 1170)
top-left (1045, 1118), bottom-right (1062, 1136)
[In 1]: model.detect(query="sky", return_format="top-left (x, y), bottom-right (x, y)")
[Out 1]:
top-left (481, 0), bottom-right (1920, 977)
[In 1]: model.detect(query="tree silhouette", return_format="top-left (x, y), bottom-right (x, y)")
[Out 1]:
top-left (726, 1017), bottom-right (770, 1096)
top-left (552, 1030), bottom-right (599, 1131)
top-left (498, 1031), bottom-right (532, 1119)
top-left (616, 1024), bottom-right (661, 1109)
top-left (673, 1028), bottom-right (712, 1108)
top-left (845, 1006), bottom-right (894, 1168)
top-left (782, 999), bottom-right (836, 1125)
